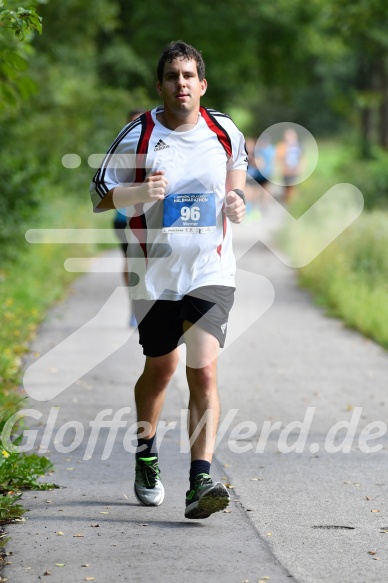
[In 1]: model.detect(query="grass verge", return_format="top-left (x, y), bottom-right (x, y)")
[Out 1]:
top-left (279, 141), bottom-right (388, 349)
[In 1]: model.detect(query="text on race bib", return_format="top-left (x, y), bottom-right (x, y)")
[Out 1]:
top-left (162, 193), bottom-right (216, 233)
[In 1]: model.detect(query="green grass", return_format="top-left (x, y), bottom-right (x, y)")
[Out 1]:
top-left (0, 187), bottom-right (113, 523)
top-left (0, 492), bottom-right (24, 527)
top-left (280, 140), bottom-right (388, 350)
top-left (297, 211), bottom-right (388, 348)
top-left (0, 192), bottom-right (111, 396)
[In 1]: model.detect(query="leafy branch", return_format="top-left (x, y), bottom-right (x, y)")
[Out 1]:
top-left (0, 2), bottom-right (42, 39)
top-left (0, 1), bottom-right (43, 108)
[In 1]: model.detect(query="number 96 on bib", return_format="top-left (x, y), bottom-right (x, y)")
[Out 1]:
top-left (162, 193), bottom-right (216, 233)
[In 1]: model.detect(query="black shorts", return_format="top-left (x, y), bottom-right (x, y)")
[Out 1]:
top-left (133, 285), bottom-right (235, 357)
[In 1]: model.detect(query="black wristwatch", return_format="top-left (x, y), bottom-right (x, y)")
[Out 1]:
top-left (233, 188), bottom-right (246, 205)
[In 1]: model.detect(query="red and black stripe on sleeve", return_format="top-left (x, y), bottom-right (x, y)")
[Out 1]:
top-left (129, 111), bottom-right (155, 260)
top-left (93, 117), bottom-right (142, 199)
top-left (200, 106), bottom-right (232, 158)
top-left (200, 107), bottom-right (233, 257)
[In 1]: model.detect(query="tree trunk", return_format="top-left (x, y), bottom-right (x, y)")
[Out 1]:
top-left (378, 58), bottom-right (388, 150)
top-left (360, 107), bottom-right (373, 158)
top-left (356, 54), bottom-right (374, 159)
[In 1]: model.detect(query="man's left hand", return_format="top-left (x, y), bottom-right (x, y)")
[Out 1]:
top-left (225, 191), bottom-right (246, 224)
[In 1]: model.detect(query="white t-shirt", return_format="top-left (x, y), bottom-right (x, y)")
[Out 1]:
top-left (90, 106), bottom-right (247, 300)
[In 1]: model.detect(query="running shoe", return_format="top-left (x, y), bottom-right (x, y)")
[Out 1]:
top-left (134, 456), bottom-right (164, 506)
top-left (184, 473), bottom-right (230, 519)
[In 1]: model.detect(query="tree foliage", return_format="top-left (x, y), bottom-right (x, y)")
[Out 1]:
top-left (0, 1), bottom-right (42, 38)
top-left (310, 0), bottom-right (388, 153)
top-left (0, 0), bottom-right (42, 108)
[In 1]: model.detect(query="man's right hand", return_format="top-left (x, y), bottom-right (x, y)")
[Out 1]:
top-left (97, 171), bottom-right (168, 211)
top-left (140, 170), bottom-right (168, 202)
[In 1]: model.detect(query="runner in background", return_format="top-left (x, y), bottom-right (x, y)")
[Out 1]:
top-left (276, 127), bottom-right (303, 203)
top-left (113, 109), bottom-right (144, 327)
top-left (245, 134), bottom-right (276, 216)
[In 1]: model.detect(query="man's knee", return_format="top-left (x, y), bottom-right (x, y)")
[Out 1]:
top-left (187, 364), bottom-right (217, 393)
top-left (144, 352), bottom-right (179, 386)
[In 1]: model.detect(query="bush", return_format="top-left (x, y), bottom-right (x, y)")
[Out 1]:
top-left (337, 148), bottom-right (388, 210)
top-left (280, 140), bottom-right (388, 350)
top-left (297, 210), bottom-right (388, 349)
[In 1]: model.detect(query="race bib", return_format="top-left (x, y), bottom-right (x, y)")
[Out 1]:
top-left (162, 193), bottom-right (216, 233)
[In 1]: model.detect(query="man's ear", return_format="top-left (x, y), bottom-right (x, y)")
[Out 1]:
top-left (156, 80), bottom-right (163, 96)
top-left (200, 78), bottom-right (208, 97)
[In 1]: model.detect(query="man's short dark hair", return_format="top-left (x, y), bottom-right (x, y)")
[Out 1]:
top-left (157, 41), bottom-right (205, 82)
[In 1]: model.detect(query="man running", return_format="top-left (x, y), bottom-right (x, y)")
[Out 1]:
top-left (90, 40), bottom-right (247, 519)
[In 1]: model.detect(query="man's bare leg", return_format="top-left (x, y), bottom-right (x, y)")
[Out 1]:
top-left (184, 323), bottom-right (220, 461)
top-left (183, 321), bottom-right (229, 518)
top-left (133, 349), bottom-right (179, 507)
top-left (134, 350), bottom-right (179, 439)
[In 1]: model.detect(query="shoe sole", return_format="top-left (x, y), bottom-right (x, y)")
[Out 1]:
top-left (134, 482), bottom-right (165, 507)
top-left (185, 483), bottom-right (230, 519)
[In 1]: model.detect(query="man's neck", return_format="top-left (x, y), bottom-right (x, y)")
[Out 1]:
top-left (157, 107), bottom-right (200, 132)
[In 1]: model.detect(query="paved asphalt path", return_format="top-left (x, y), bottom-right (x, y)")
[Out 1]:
top-left (4, 203), bottom-right (388, 582)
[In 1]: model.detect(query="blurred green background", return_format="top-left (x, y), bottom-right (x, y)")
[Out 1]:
top-left (1, 0), bottom-right (388, 248)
